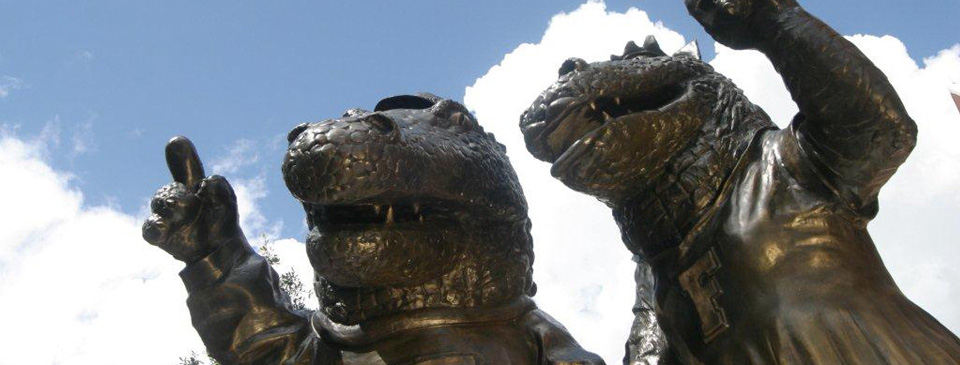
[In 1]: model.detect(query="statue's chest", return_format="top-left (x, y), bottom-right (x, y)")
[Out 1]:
top-left (652, 148), bottom-right (865, 352)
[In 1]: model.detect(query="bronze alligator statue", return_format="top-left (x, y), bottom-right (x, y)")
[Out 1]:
top-left (143, 93), bottom-right (603, 364)
top-left (521, 0), bottom-right (960, 363)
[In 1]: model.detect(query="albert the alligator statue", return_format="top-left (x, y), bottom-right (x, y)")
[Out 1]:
top-left (521, 0), bottom-right (960, 363)
top-left (142, 94), bottom-right (603, 364)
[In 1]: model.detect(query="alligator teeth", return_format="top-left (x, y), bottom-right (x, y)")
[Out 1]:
top-left (419, 215), bottom-right (424, 223)
top-left (413, 203), bottom-right (420, 214)
top-left (602, 111), bottom-right (612, 120)
top-left (373, 204), bottom-right (382, 215)
top-left (385, 206), bottom-right (395, 225)
top-left (589, 101), bottom-right (597, 111)
top-left (614, 97), bottom-right (621, 105)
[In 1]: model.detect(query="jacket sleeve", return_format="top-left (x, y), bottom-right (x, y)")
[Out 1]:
top-left (179, 237), bottom-right (338, 364)
top-left (758, 7), bottom-right (917, 216)
top-left (626, 257), bottom-right (675, 365)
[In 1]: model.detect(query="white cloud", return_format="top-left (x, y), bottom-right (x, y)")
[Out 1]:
top-left (77, 50), bottom-right (95, 61)
top-left (951, 85), bottom-right (960, 113)
top-left (233, 175), bottom-right (282, 239)
top-left (0, 136), bottom-right (78, 267)
top-left (211, 138), bottom-right (261, 175)
top-left (4, 116), bottom-right (99, 160)
top-left (0, 134), bottom-right (200, 364)
top-left (70, 120), bottom-right (97, 158)
top-left (467, 1), bottom-right (960, 362)
top-left (0, 132), bottom-right (307, 363)
top-left (210, 138), bottom-right (282, 240)
top-left (0, 75), bottom-right (24, 98)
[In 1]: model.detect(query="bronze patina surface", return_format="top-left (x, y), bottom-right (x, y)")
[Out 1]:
top-left (521, 0), bottom-right (960, 363)
top-left (143, 94), bottom-right (603, 364)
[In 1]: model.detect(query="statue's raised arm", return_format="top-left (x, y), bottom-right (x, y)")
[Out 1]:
top-left (143, 137), bottom-right (328, 364)
top-left (686, 0), bottom-right (917, 214)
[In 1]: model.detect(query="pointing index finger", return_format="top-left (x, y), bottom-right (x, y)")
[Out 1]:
top-left (165, 136), bottom-right (206, 191)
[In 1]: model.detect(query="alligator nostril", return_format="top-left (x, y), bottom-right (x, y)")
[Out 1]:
top-left (559, 58), bottom-right (588, 77)
top-left (448, 112), bottom-right (477, 131)
top-left (366, 114), bottom-right (396, 133)
top-left (287, 123), bottom-right (310, 144)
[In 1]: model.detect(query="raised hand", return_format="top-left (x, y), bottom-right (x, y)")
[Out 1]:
top-left (142, 136), bottom-right (242, 263)
top-left (683, 0), bottom-right (799, 49)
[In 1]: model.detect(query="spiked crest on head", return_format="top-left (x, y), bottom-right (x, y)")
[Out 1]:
top-left (610, 36), bottom-right (702, 61)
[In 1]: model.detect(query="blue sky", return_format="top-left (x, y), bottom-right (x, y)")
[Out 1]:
top-left (2, 0), bottom-right (957, 239)
top-left (1, 1), bottom-right (959, 363)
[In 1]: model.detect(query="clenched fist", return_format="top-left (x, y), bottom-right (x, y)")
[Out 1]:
top-left (684, 0), bottom-right (800, 49)
top-left (142, 136), bottom-right (242, 263)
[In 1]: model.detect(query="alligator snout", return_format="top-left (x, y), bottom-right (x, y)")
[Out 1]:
top-left (282, 112), bottom-right (402, 204)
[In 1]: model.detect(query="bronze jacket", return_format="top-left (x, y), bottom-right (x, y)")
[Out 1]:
top-left (652, 125), bottom-right (960, 364)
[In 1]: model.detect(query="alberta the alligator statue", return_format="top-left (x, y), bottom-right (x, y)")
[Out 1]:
top-left (521, 0), bottom-right (960, 363)
top-left (142, 94), bottom-right (603, 364)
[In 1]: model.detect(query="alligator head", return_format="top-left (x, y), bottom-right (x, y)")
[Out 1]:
top-left (283, 93), bottom-right (534, 324)
top-left (521, 37), bottom-right (773, 255)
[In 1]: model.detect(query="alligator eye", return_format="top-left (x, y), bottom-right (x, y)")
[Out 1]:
top-left (374, 95), bottom-right (437, 112)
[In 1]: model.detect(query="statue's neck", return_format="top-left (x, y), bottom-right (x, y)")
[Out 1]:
top-left (313, 295), bottom-right (536, 348)
top-left (613, 81), bottom-right (773, 258)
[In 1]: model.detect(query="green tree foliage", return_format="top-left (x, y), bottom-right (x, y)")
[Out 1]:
top-left (257, 235), bottom-right (313, 310)
top-left (178, 351), bottom-right (218, 365)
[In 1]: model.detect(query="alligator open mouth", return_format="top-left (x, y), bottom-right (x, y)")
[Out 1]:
top-left (305, 200), bottom-right (465, 231)
top-left (534, 83), bottom-right (688, 162)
